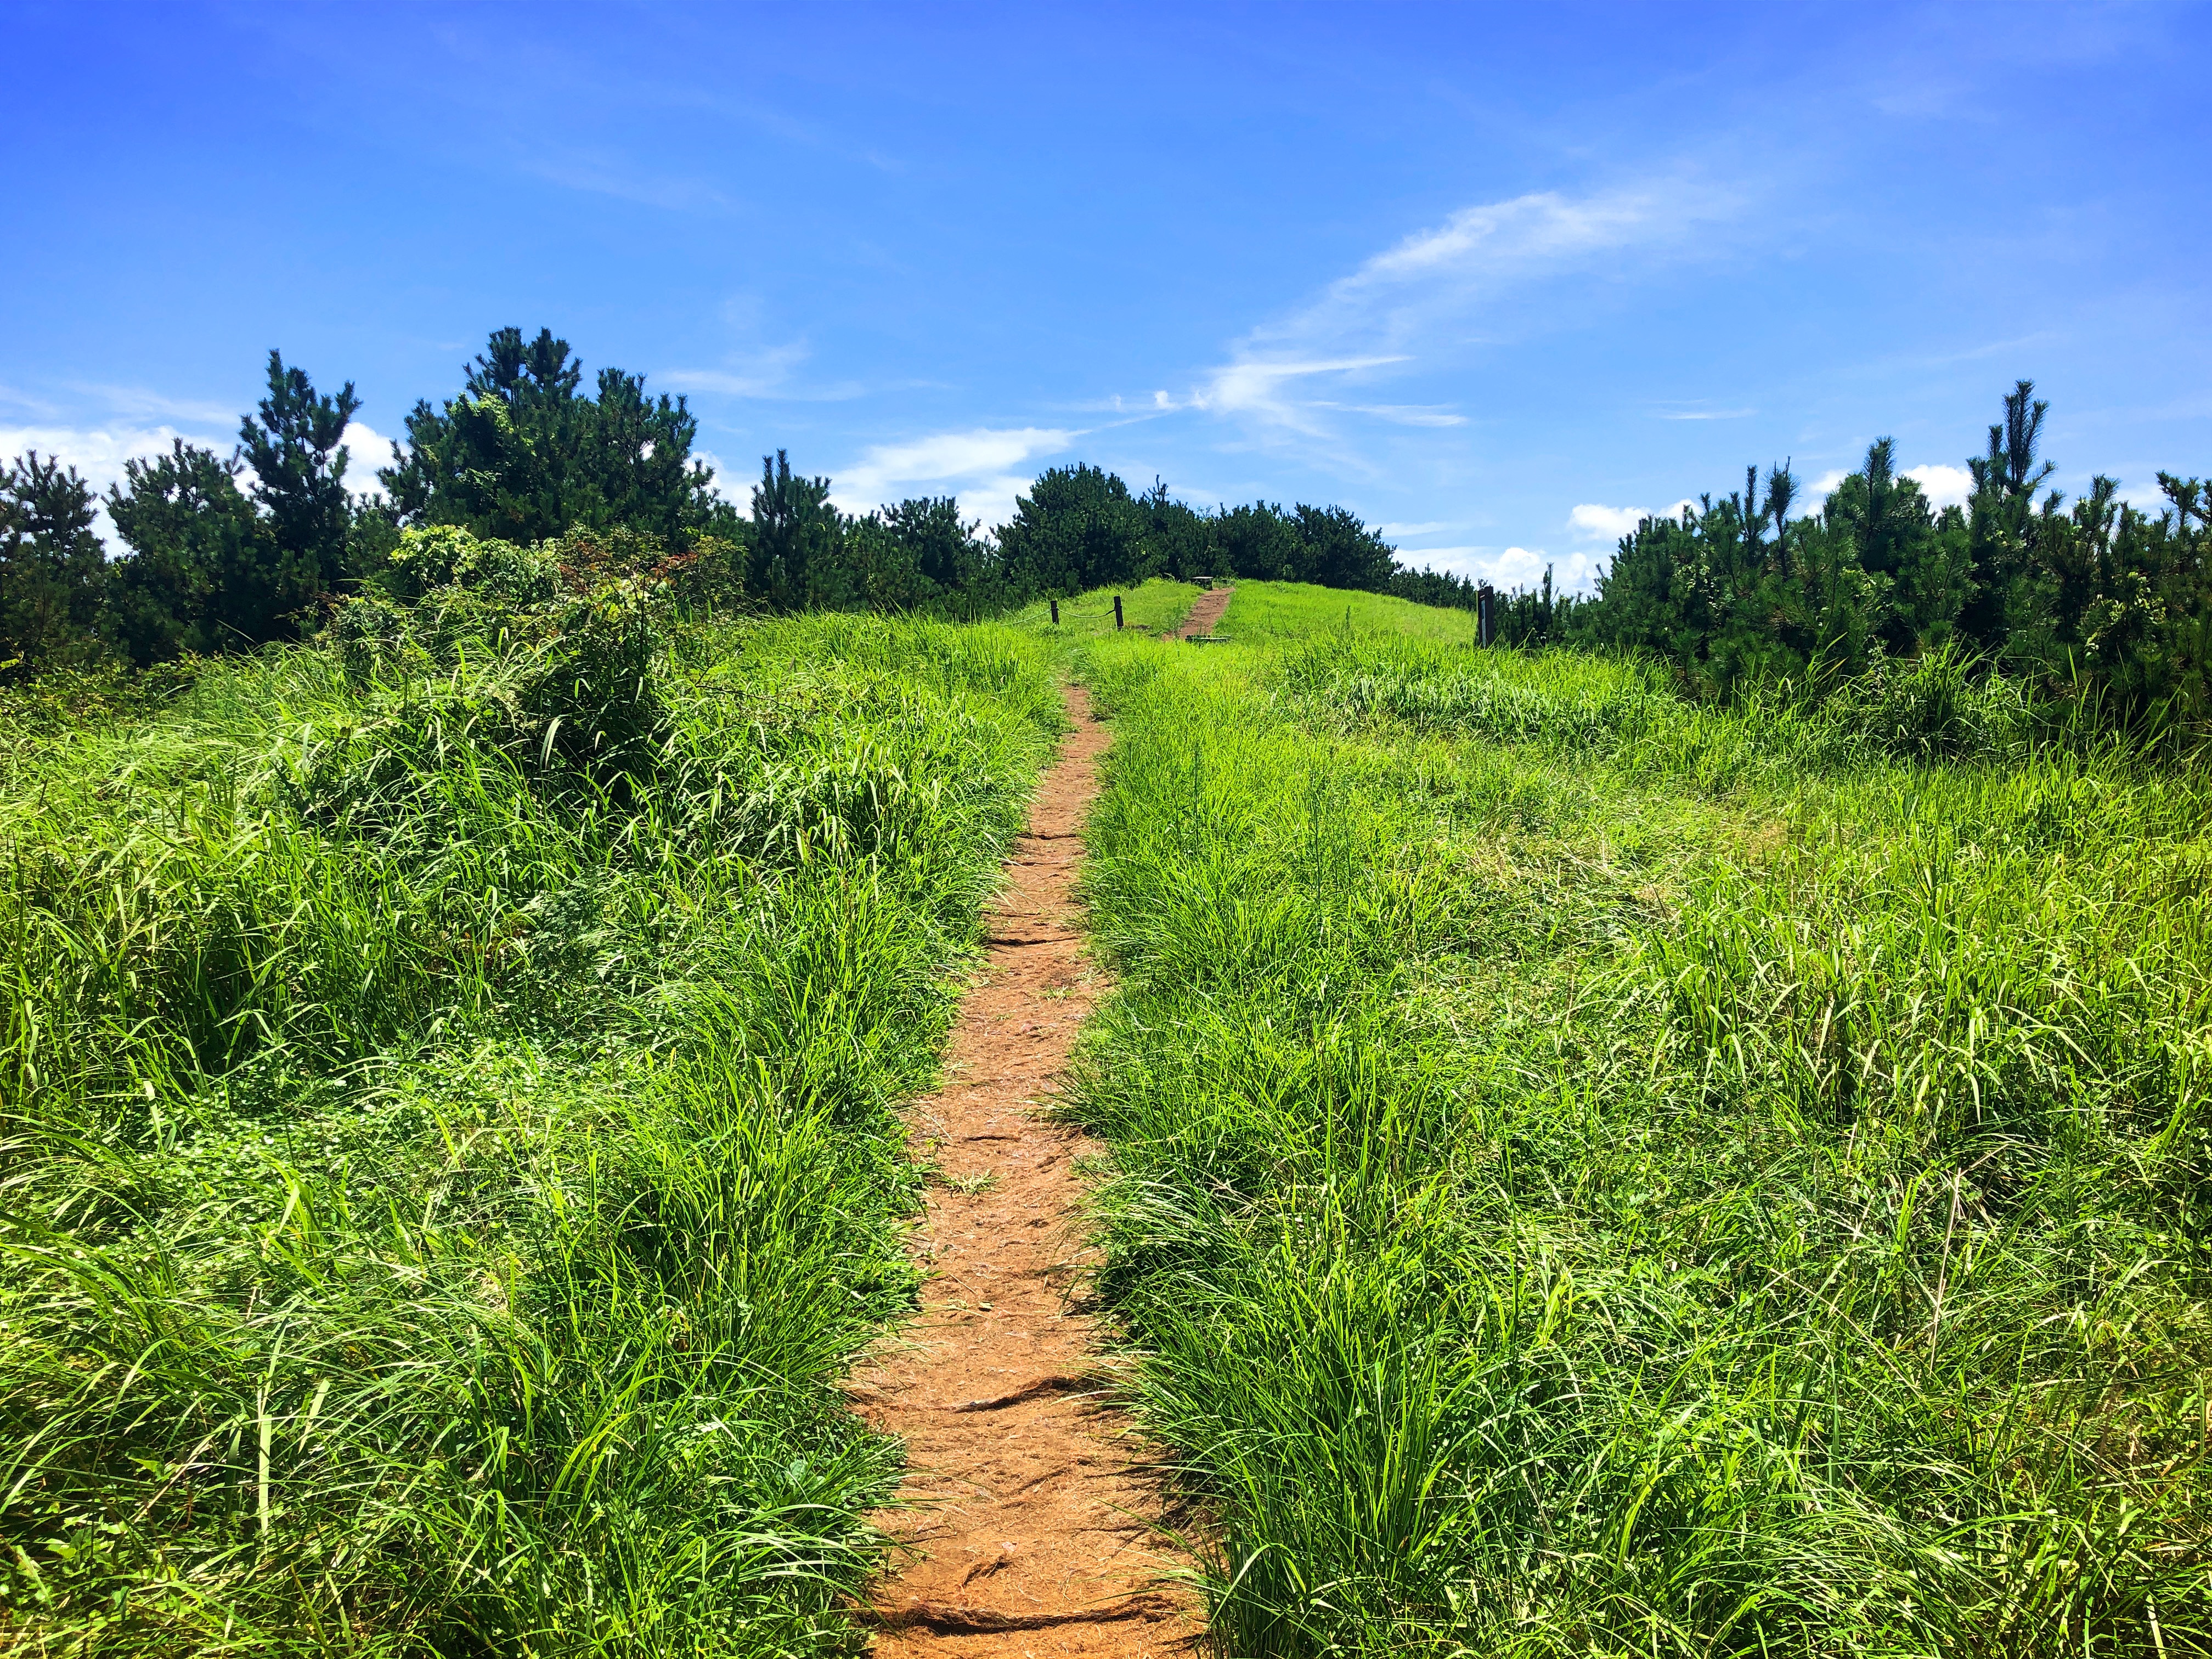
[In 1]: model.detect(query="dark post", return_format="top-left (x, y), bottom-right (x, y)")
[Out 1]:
top-left (1049, 597), bottom-right (1059, 625)
top-left (1113, 595), bottom-right (1124, 630)
top-left (1477, 584), bottom-right (1496, 647)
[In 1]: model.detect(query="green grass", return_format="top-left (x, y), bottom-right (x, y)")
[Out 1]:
top-left (0, 605), bottom-right (1064, 1655)
top-left (1218, 580), bottom-right (1481, 644)
top-left (1066, 582), bottom-right (2212, 1657)
top-left (1002, 577), bottom-right (1206, 639)
top-left (11, 571), bottom-right (2208, 1658)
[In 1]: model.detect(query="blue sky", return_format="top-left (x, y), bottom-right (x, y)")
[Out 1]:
top-left (6, 1), bottom-right (2209, 589)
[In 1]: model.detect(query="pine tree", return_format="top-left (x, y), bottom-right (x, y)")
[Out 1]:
top-left (0, 452), bottom-right (108, 678)
top-left (748, 450), bottom-right (846, 610)
top-left (382, 328), bottom-right (724, 544)
top-left (239, 351), bottom-right (362, 599)
top-left (1212, 502), bottom-right (1301, 581)
top-left (1959, 379), bottom-right (2058, 651)
top-left (1293, 504), bottom-right (1397, 591)
top-left (106, 441), bottom-right (301, 663)
top-left (995, 465), bottom-right (1154, 595)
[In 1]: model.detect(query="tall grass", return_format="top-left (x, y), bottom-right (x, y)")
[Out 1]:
top-left (1, 603), bottom-right (1061, 1654)
top-left (1068, 582), bottom-right (2212, 1657)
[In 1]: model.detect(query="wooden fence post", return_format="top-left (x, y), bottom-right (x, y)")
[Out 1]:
top-left (1050, 597), bottom-right (1059, 625)
top-left (1113, 595), bottom-right (1124, 630)
top-left (1477, 584), bottom-right (1495, 647)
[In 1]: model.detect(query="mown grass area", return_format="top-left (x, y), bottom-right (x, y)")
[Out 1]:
top-left (1, 593), bottom-right (1064, 1654)
top-left (1069, 580), bottom-right (2212, 1657)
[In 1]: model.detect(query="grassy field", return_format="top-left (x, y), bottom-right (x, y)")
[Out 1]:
top-left (1069, 583), bottom-right (2212, 1656)
top-left (999, 576), bottom-right (1209, 639)
top-left (8, 572), bottom-right (2209, 1658)
top-left (0, 597), bottom-right (1062, 1654)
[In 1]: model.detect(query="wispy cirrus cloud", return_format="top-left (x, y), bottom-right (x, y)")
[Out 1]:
top-left (521, 148), bottom-right (736, 214)
top-left (1263, 180), bottom-right (1738, 362)
top-left (1150, 356), bottom-right (1407, 433)
top-left (1155, 178), bottom-right (1741, 445)
top-left (61, 383), bottom-right (241, 427)
top-left (832, 425), bottom-right (1077, 527)
top-left (1316, 402), bottom-right (1468, 427)
top-left (662, 341), bottom-right (866, 402)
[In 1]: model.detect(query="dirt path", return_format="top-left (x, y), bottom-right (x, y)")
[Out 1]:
top-left (851, 684), bottom-right (1198, 1658)
top-left (1170, 584), bottom-right (1233, 639)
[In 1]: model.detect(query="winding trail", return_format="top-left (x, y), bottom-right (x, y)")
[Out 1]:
top-left (850, 682), bottom-right (1198, 1658)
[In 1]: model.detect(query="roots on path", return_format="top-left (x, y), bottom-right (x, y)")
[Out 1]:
top-left (850, 684), bottom-right (1199, 1658)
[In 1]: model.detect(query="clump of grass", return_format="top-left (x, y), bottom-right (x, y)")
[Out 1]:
top-left (0, 590), bottom-right (1062, 1653)
top-left (1066, 581), bottom-right (2212, 1657)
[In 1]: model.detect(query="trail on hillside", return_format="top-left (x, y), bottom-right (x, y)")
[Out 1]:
top-left (850, 683), bottom-right (1197, 1657)
top-left (1170, 584), bottom-right (1233, 639)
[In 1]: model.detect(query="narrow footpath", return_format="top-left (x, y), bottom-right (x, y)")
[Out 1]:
top-left (851, 681), bottom-right (1198, 1658)
top-left (1170, 584), bottom-right (1234, 639)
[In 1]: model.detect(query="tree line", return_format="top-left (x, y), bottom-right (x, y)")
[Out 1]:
top-left (12, 341), bottom-right (2203, 728)
top-left (1592, 382), bottom-right (2210, 717)
top-left (1424, 381), bottom-right (2208, 729)
top-left (1, 327), bottom-right (1409, 678)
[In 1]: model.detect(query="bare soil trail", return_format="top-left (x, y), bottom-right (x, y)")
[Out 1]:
top-left (1170, 584), bottom-right (1234, 639)
top-left (851, 683), bottom-right (1199, 1658)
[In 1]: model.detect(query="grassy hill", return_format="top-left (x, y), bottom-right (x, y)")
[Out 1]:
top-left (3, 577), bottom-right (2207, 1656)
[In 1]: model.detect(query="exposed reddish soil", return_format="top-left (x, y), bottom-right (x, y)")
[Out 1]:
top-left (1170, 585), bottom-right (1234, 639)
top-left (849, 683), bottom-right (1200, 1658)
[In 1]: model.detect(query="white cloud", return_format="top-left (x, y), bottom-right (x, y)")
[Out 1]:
top-left (1, 424), bottom-right (226, 546)
top-left (691, 447), bottom-right (736, 499)
top-left (1904, 462), bottom-right (1973, 509)
top-left (1565, 499), bottom-right (1700, 543)
top-left (3, 417), bottom-right (403, 543)
top-left (1398, 543), bottom-right (1609, 592)
top-left (1378, 520), bottom-right (1455, 538)
top-left (341, 421), bottom-right (400, 496)
top-left (0, 424), bottom-right (206, 499)
top-left (831, 425), bottom-right (1078, 528)
top-left (1568, 503), bottom-right (1649, 541)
